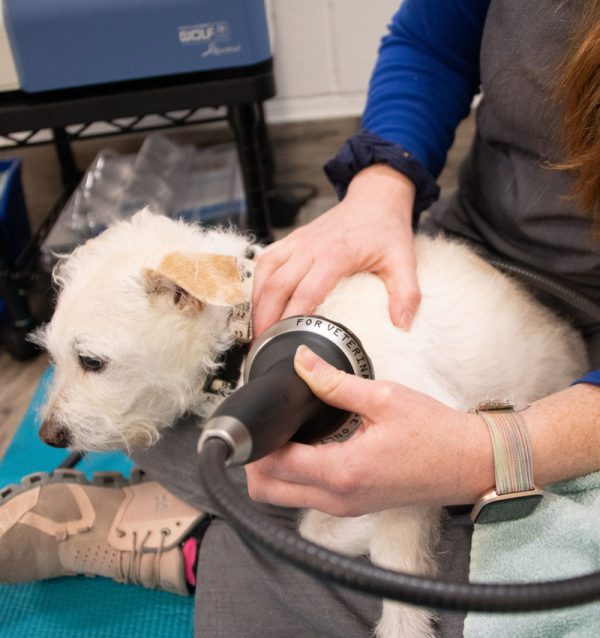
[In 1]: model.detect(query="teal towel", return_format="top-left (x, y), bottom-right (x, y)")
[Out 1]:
top-left (465, 474), bottom-right (600, 637)
top-left (0, 369), bottom-right (194, 637)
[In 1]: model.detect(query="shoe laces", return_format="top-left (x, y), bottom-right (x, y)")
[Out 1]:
top-left (118, 527), bottom-right (170, 588)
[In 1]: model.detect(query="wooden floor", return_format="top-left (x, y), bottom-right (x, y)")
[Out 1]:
top-left (0, 114), bottom-right (474, 458)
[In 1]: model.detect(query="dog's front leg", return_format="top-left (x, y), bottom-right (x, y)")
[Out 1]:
top-left (370, 506), bottom-right (443, 638)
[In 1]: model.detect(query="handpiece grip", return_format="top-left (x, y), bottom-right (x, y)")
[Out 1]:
top-left (198, 325), bottom-right (361, 465)
top-left (208, 357), bottom-right (322, 464)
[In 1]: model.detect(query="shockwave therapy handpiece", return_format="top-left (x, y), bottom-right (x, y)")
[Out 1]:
top-left (197, 315), bottom-right (374, 465)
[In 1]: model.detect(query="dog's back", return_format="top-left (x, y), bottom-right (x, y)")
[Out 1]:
top-left (318, 234), bottom-right (588, 409)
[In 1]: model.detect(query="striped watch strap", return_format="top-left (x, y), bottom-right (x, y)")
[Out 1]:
top-left (474, 401), bottom-right (536, 494)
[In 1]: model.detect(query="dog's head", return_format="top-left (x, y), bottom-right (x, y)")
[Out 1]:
top-left (33, 212), bottom-right (253, 452)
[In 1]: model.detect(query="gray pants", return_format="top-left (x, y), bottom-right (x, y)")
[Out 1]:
top-left (131, 418), bottom-right (382, 637)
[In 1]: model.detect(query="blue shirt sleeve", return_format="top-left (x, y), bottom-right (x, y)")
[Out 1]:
top-left (362, 0), bottom-right (491, 177)
top-left (573, 371), bottom-right (600, 387)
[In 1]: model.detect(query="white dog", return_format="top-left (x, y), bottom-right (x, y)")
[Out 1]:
top-left (35, 210), bottom-right (588, 638)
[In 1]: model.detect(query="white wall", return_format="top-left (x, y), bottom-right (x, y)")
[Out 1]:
top-left (265, 0), bottom-right (401, 123)
top-left (0, 9), bottom-right (19, 91)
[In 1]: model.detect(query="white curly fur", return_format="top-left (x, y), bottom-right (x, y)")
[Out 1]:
top-left (37, 210), bottom-right (588, 637)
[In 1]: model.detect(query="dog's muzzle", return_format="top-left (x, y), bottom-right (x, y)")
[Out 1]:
top-left (39, 417), bottom-right (72, 448)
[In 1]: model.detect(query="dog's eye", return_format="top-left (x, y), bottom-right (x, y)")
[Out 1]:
top-left (78, 354), bottom-right (107, 372)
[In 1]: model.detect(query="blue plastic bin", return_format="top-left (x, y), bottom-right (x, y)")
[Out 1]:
top-left (0, 158), bottom-right (31, 318)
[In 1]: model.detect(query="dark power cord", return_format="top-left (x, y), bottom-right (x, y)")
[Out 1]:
top-left (198, 436), bottom-right (600, 613)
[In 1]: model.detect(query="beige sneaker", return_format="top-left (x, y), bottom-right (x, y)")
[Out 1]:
top-left (0, 469), bottom-right (205, 595)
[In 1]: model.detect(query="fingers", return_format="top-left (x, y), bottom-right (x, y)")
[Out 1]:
top-left (281, 265), bottom-right (342, 320)
top-left (378, 242), bottom-right (421, 331)
top-left (385, 267), bottom-right (421, 330)
top-left (252, 247), bottom-right (312, 336)
top-left (252, 241), bottom-right (291, 304)
top-left (245, 468), bottom-right (349, 514)
top-left (252, 206), bottom-right (422, 334)
top-left (253, 241), bottom-right (342, 334)
top-left (294, 345), bottom-right (382, 414)
top-left (250, 442), bottom-right (337, 486)
top-left (246, 442), bottom-right (366, 516)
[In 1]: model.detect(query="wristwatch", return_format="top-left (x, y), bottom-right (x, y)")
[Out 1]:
top-left (470, 400), bottom-right (544, 524)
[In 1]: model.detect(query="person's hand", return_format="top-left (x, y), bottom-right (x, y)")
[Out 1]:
top-left (252, 164), bottom-right (421, 336)
top-left (245, 346), bottom-right (494, 517)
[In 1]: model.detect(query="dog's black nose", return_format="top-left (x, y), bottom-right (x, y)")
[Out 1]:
top-left (39, 418), bottom-right (72, 448)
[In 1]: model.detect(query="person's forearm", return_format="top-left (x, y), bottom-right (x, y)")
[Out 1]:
top-left (455, 384), bottom-right (600, 505)
top-left (523, 383), bottom-right (600, 486)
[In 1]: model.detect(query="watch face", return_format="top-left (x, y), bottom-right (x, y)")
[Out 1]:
top-left (474, 492), bottom-right (543, 525)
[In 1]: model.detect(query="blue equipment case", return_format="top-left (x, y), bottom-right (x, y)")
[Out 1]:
top-left (3, 0), bottom-right (271, 93)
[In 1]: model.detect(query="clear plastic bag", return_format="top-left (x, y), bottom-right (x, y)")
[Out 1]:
top-left (177, 143), bottom-right (244, 225)
top-left (42, 134), bottom-right (246, 268)
top-left (66, 150), bottom-right (134, 236)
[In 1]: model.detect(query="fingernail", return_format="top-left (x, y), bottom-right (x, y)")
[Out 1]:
top-left (295, 345), bottom-right (321, 372)
top-left (398, 310), bottom-right (413, 331)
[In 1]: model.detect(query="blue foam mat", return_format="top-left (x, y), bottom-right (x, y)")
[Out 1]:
top-left (0, 369), bottom-right (195, 637)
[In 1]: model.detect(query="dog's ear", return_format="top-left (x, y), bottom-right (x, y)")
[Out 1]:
top-left (143, 252), bottom-right (245, 310)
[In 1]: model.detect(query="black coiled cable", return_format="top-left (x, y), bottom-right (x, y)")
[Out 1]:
top-left (198, 436), bottom-right (600, 612)
top-left (488, 258), bottom-right (600, 323)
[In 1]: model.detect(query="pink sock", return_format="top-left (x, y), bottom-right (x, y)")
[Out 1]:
top-left (182, 537), bottom-right (199, 587)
